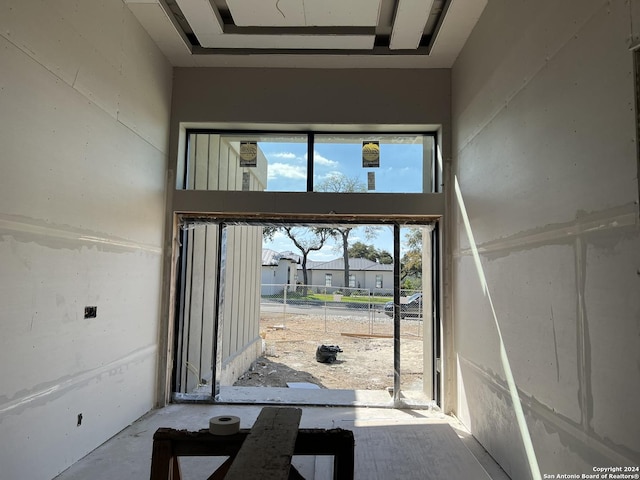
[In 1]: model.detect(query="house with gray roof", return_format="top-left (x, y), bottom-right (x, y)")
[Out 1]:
top-left (301, 257), bottom-right (393, 294)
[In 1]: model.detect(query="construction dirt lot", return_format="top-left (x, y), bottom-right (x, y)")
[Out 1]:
top-left (233, 310), bottom-right (427, 392)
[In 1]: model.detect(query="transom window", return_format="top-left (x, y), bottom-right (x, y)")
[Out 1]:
top-left (180, 131), bottom-right (435, 194)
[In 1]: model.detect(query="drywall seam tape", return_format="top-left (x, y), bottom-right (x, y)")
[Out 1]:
top-left (209, 415), bottom-right (241, 435)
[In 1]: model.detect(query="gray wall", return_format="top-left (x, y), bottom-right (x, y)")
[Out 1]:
top-left (451, 1), bottom-right (640, 478)
top-left (169, 67), bottom-right (451, 166)
top-left (0, 1), bottom-right (172, 478)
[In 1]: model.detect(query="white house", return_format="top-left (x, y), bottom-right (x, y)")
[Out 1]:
top-left (261, 249), bottom-right (300, 295)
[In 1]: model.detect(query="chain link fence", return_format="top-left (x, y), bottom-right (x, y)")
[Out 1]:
top-left (260, 283), bottom-right (423, 337)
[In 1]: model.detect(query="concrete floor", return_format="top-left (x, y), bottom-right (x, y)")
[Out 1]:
top-left (54, 402), bottom-right (511, 480)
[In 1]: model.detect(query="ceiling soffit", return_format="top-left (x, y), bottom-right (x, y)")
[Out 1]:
top-left (124, 0), bottom-right (487, 68)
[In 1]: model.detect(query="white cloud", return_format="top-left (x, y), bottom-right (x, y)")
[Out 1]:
top-left (267, 163), bottom-right (307, 179)
top-left (269, 152), bottom-right (299, 160)
top-left (318, 170), bottom-right (342, 180)
top-left (313, 151), bottom-right (339, 167)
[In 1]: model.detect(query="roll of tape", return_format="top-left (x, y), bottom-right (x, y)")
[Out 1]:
top-left (209, 415), bottom-right (241, 435)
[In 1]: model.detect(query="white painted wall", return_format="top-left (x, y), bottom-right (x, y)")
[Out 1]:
top-left (451, 1), bottom-right (640, 478)
top-left (0, 1), bottom-right (172, 478)
top-left (261, 263), bottom-right (293, 295)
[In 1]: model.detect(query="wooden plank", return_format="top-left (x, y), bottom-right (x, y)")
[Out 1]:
top-left (224, 407), bottom-right (302, 480)
top-left (341, 332), bottom-right (393, 339)
top-left (149, 439), bottom-right (173, 480)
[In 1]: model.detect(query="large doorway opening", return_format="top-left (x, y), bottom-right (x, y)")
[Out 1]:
top-left (171, 217), bottom-right (438, 407)
top-left (166, 128), bottom-right (443, 407)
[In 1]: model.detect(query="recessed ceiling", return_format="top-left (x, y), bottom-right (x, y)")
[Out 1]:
top-left (124, 0), bottom-right (487, 68)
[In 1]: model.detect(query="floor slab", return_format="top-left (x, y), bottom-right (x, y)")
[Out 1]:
top-left (54, 403), bottom-right (511, 480)
top-left (186, 386), bottom-right (437, 409)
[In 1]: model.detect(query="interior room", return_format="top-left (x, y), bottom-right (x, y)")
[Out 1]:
top-left (1, 0), bottom-right (639, 479)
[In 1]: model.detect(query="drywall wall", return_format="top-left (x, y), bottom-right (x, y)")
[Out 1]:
top-left (451, 0), bottom-right (640, 478)
top-left (0, 1), bottom-right (172, 478)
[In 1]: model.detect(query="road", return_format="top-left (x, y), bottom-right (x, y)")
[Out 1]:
top-left (259, 300), bottom-right (386, 319)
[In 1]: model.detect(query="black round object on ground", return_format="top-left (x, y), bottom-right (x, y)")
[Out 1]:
top-left (315, 344), bottom-right (343, 363)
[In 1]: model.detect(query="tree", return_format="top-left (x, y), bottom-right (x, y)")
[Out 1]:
top-left (348, 241), bottom-right (392, 264)
top-left (264, 226), bottom-right (333, 296)
top-left (315, 173), bottom-right (380, 292)
top-left (315, 173), bottom-right (367, 193)
top-left (401, 227), bottom-right (423, 289)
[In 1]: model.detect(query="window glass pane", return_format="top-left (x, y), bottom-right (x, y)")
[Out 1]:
top-left (325, 273), bottom-right (332, 286)
top-left (182, 132), bottom-right (434, 193)
top-left (313, 134), bottom-right (432, 193)
top-left (183, 133), bottom-right (307, 191)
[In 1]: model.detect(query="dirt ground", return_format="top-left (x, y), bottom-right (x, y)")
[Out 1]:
top-left (233, 311), bottom-right (426, 391)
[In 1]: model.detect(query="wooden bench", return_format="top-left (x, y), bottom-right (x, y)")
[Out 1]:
top-left (149, 407), bottom-right (354, 480)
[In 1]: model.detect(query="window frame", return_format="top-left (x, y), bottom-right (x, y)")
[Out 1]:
top-left (179, 129), bottom-right (438, 194)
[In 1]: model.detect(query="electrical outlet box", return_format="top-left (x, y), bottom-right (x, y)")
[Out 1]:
top-left (84, 306), bottom-right (97, 319)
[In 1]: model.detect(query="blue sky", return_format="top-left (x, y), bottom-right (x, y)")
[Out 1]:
top-left (259, 141), bottom-right (424, 193)
top-left (259, 140), bottom-right (423, 260)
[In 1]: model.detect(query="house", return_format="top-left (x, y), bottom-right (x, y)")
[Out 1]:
top-left (303, 257), bottom-right (393, 294)
top-left (261, 249), bottom-right (300, 295)
top-left (1, 1), bottom-right (639, 479)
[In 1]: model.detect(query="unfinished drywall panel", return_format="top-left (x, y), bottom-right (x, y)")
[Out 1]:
top-left (0, 0), bottom-right (171, 153)
top-left (453, 0), bottom-right (606, 153)
top-left (118, 8), bottom-right (173, 150)
top-left (0, 37), bottom-right (167, 243)
top-left (454, 6), bottom-right (636, 245)
top-left (455, 244), bottom-right (580, 421)
top-left (586, 231), bottom-right (640, 450)
top-left (452, 254), bottom-right (503, 375)
top-left (494, 246), bottom-right (579, 420)
top-left (0, 238), bottom-right (161, 399)
top-left (452, 0), bottom-right (640, 478)
top-left (0, 348), bottom-right (156, 480)
top-left (0, 0), bottom-right (172, 478)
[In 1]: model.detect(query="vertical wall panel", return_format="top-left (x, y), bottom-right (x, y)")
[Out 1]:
top-left (208, 135), bottom-right (221, 190)
top-left (186, 227), bottom-right (205, 390)
top-left (200, 225), bottom-right (217, 382)
top-left (220, 144), bottom-right (230, 191)
top-left (180, 229), bottom-right (195, 390)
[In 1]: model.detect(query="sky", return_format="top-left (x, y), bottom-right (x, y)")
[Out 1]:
top-left (258, 138), bottom-right (426, 261)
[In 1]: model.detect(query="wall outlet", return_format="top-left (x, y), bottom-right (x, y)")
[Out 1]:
top-left (84, 306), bottom-right (97, 319)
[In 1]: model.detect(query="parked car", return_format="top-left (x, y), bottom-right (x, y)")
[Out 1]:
top-left (383, 292), bottom-right (423, 319)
